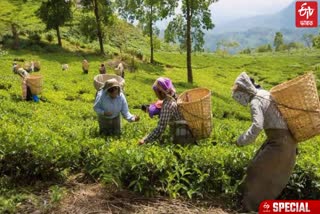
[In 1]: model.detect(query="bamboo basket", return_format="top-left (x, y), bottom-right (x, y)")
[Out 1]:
top-left (26, 74), bottom-right (43, 95)
top-left (177, 88), bottom-right (212, 139)
top-left (270, 72), bottom-right (320, 142)
top-left (93, 74), bottom-right (125, 91)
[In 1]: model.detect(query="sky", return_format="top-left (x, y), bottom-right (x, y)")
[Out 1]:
top-left (210, 0), bottom-right (295, 24)
top-left (158, 0), bottom-right (296, 30)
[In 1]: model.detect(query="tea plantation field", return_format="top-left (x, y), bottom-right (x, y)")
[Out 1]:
top-left (0, 49), bottom-right (320, 212)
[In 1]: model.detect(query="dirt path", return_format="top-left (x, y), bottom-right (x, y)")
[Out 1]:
top-left (50, 183), bottom-right (235, 214)
top-left (16, 174), bottom-right (237, 214)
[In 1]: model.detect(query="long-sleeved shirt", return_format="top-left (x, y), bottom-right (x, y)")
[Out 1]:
top-left (144, 97), bottom-right (183, 143)
top-left (237, 89), bottom-right (288, 146)
top-left (93, 90), bottom-right (134, 122)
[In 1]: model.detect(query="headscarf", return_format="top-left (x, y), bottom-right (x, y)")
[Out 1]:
top-left (232, 72), bottom-right (258, 106)
top-left (152, 77), bottom-right (176, 96)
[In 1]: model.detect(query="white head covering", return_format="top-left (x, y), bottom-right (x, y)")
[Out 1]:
top-left (232, 72), bottom-right (258, 106)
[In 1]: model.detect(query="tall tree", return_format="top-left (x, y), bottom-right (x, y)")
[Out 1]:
top-left (303, 34), bottom-right (314, 49)
top-left (165, 15), bottom-right (186, 51)
top-left (0, 0), bottom-right (42, 49)
top-left (312, 35), bottom-right (320, 49)
top-left (116, 0), bottom-right (177, 64)
top-left (165, 0), bottom-right (218, 83)
top-left (37, 0), bottom-right (72, 47)
top-left (216, 39), bottom-right (240, 54)
top-left (273, 32), bottom-right (284, 52)
top-left (80, 0), bottom-right (114, 55)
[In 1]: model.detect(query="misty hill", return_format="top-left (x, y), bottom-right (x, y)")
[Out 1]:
top-left (205, 2), bottom-right (320, 51)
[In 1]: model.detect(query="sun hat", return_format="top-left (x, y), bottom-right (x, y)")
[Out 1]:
top-left (101, 78), bottom-right (120, 91)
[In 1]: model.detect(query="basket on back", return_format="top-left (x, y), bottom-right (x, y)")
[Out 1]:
top-left (93, 74), bottom-right (125, 91)
top-left (270, 72), bottom-right (320, 142)
top-left (26, 74), bottom-right (43, 95)
top-left (177, 88), bottom-right (212, 140)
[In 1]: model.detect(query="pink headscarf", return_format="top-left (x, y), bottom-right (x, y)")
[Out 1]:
top-left (152, 77), bottom-right (176, 96)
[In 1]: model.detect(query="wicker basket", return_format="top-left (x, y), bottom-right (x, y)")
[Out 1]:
top-left (177, 88), bottom-right (212, 139)
top-left (270, 72), bottom-right (320, 142)
top-left (93, 74), bottom-right (125, 91)
top-left (26, 74), bottom-right (43, 95)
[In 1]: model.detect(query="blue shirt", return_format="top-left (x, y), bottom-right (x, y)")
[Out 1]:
top-left (93, 90), bottom-right (134, 122)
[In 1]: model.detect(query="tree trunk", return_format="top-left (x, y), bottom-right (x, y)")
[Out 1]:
top-left (56, 26), bottom-right (62, 47)
top-left (93, 0), bottom-right (105, 55)
top-left (11, 23), bottom-right (19, 49)
top-left (149, 5), bottom-right (154, 64)
top-left (186, 0), bottom-right (193, 84)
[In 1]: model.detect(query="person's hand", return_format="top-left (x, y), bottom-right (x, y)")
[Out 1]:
top-left (133, 115), bottom-right (140, 122)
top-left (104, 111), bottom-right (112, 116)
top-left (138, 139), bottom-right (145, 145)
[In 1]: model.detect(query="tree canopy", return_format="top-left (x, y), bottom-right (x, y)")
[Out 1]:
top-left (165, 0), bottom-right (218, 83)
top-left (116, 0), bottom-right (177, 63)
top-left (37, 0), bottom-right (73, 47)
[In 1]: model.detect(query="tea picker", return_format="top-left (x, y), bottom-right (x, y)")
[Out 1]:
top-left (93, 77), bottom-right (139, 136)
top-left (231, 72), bottom-right (297, 212)
top-left (139, 77), bottom-right (196, 145)
top-left (13, 62), bottom-right (43, 102)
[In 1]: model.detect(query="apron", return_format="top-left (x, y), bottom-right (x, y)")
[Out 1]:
top-left (98, 115), bottom-right (121, 136)
top-left (242, 129), bottom-right (297, 212)
top-left (170, 120), bottom-right (196, 145)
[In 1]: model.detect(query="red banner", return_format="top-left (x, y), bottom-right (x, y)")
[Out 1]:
top-left (259, 200), bottom-right (320, 214)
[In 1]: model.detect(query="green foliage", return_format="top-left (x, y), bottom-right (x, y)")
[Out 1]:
top-left (239, 48), bottom-right (252, 55)
top-left (256, 44), bottom-right (272, 53)
top-left (116, 0), bottom-right (177, 63)
top-left (78, 14), bottom-right (98, 42)
top-left (37, 0), bottom-right (73, 46)
top-left (274, 32), bottom-right (284, 51)
top-left (303, 34), bottom-right (314, 48)
top-left (28, 33), bottom-right (41, 43)
top-left (312, 35), bottom-right (320, 49)
top-left (49, 185), bottom-right (66, 204)
top-left (165, 0), bottom-right (218, 53)
top-left (165, 0), bottom-right (218, 83)
top-left (37, 0), bottom-right (72, 30)
top-left (286, 42), bottom-right (304, 50)
top-left (217, 40), bottom-right (240, 54)
top-left (165, 15), bottom-right (186, 51)
top-left (45, 33), bottom-right (54, 43)
top-left (1, 40), bottom-right (320, 211)
top-left (80, 0), bottom-right (114, 25)
top-left (0, 0), bottom-right (43, 49)
top-left (79, 0), bottom-right (115, 54)
top-left (0, 0), bottom-right (43, 33)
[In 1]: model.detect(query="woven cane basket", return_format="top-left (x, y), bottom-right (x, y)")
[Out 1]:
top-left (270, 72), bottom-right (320, 142)
top-left (93, 74), bottom-right (125, 91)
top-left (26, 74), bottom-right (43, 95)
top-left (177, 88), bottom-right (212, 139)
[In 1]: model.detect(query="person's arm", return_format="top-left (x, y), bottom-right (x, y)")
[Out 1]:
top-left (143, 101), bottom-right (172, 143)
top-left (93, 90), bottom-right (105, 116)
top-left (237, 99), bottom-right (264, 146)
top-left (120, 93), bottom-right (135, 122)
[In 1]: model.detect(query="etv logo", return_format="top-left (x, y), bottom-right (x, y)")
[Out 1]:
top-left (262, 202), bottom-right (271, 213)
top-left (296, 1), bottom-right (318, 27)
